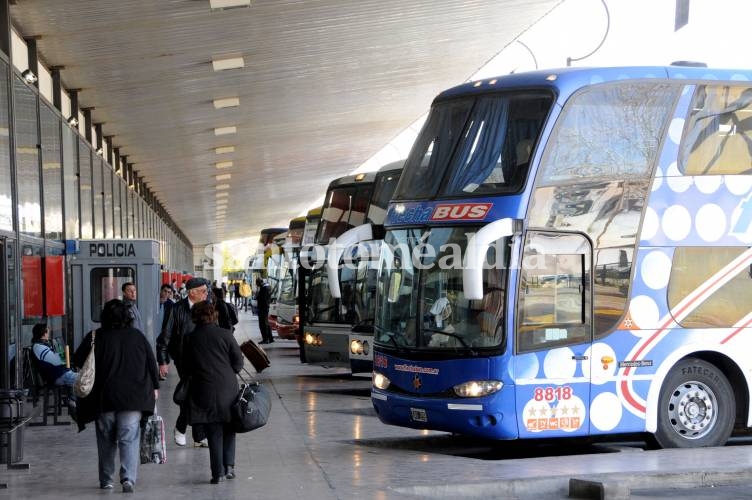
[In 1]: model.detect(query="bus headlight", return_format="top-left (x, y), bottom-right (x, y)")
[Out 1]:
top-left (362, 341), bottom-right (369, 355)
top-left (293, 314), bottom-right (299, 325)
top-left (350, 340), bottom-right (363, 355)
top-left (304, 332), bottom-right (315, 345)
top-left (453, 380), bottom-right (503, 398)
top-left (373, 372), bottom-right (390, 390)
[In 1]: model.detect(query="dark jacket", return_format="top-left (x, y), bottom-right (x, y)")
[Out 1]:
top-left (72, 327), bottom-right (160, 432)
top-left (182, 323), bottom-right (244, 424)
top-left (156, 298), bottom-right (194, 367)
top-left (215, 300), bottom-right (238, 331)
top-left (257, 283), bottom-right (271, 313)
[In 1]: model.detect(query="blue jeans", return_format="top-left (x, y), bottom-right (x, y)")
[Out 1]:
top-left (55, 370), bottom-right (77, 387)
top-left (95, 411), bottom-right (142, 487)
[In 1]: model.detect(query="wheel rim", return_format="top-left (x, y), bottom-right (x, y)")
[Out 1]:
top-left (666, 381), bottom-right (718, 440)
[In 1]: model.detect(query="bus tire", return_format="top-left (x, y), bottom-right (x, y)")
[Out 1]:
top-left (653, 358), bottom-right (734, 449)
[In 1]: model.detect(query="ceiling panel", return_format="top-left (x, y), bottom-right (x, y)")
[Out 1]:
top-left (10, 0), bottom-right (561, 246)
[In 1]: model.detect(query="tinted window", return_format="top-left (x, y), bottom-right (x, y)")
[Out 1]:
top-left (668, 247), bottom-right (752, 327)
top-left (680, 85), bottom-right (752, 175)
top-left (15, 77), bottom-right (41, 237)
top-left (41, 104), bottom-right (63, 240)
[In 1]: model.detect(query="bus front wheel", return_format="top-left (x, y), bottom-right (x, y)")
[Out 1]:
top-left (654, 358), bottom-right (734, 449)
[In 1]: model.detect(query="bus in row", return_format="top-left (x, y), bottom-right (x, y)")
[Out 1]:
top-left (272, 216), bottom-right (306, 339)
top-left (371, 65), bottom-right (752, 449)
top-left (302, 161), bottom-right (403, 373)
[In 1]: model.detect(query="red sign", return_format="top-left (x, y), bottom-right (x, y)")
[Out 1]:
top-left (430, 203), bottom-right (492, 221)
top-left (22, 255), bottom-right (43, 317)
top-left (45, 256), bottom-right (65, 316)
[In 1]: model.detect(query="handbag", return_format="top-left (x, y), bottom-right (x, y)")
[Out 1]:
top-left (73, 330), bottom-right (96, 398)
top-left (231, 370), bottom-right (271, 433)
top-left (172, 377), bottom-right (190, 405)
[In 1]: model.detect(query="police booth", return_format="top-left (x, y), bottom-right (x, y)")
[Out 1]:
top-left (69, 240), bottom-right (161, 348)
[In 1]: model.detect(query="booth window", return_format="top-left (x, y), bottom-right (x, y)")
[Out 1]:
top-left (90, 267), bottom-right (135, 322)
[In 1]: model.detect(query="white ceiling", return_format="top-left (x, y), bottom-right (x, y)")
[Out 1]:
top-left (9, 0), bottom-right (561, 246)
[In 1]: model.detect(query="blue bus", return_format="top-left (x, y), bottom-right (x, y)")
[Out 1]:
top-left (371, 65), bottom-right (752, 448)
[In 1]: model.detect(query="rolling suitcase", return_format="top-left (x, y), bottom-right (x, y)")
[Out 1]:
top-left (240, 339), bottom-right (270, 373)
top-left (140, 407), bottom-right (167, 464)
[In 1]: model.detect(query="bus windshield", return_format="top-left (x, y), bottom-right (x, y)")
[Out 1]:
top-left (375, 227), bottom-right (509, 351)
top-left (395, 91), bottom-right (553, 199)
top-left (315, 184), bottom-right (374, 244)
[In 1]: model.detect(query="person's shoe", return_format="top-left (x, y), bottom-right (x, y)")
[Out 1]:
top-left (269, 339), bottom-right (275, 343)
top-left (174, 429), bottom-right (187, 446)
top-left (194, 438), bottom-right (209, 447)
top-left (258, 340), bottom-right (268, 344)
top-left (100, 482), bottom-right (113, 490)
top-left (121, 480), bottom-right (135, 493)
top-left (225, 465), bottom-right (235, 480)
top-left (210, 476), bottom-right (225, 484)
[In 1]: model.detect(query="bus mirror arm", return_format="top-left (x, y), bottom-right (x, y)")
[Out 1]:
top-left (462, 218), bottom-right (518, 300)
top-left (326, 224), bottom-right (373, 299)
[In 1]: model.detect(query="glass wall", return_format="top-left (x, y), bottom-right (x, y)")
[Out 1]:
top-left (62, 123), bottom-right (79, 239)
top-left (0, 62), bottom-right (10, 232)
top-left (112, 173), bottom-right (121, 238)
top-left (79, 138), bottom-right (92, 238)
top-left (92, 156), bottom-right (103, 238)
top-left (103, 163), bottom-right (113, 238)
top-left (14, 77), bottom-right (41, 237)
top-left (41, 104), bottom-right (63, 241)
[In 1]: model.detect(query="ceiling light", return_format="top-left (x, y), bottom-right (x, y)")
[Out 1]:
top-left (22, 69), bottom-right (37, 84)
top-left (215, 146), bottom-right (235, 155)
top-left (209, 0), bottom-right (251, 10)
top-left (213, 97), bottom-right (240, 109)
top-left (216, 192), bottom-right (229, 198)
top-left (215, 173), bottom-right (231, 181)
top-left (214, 126), bottom-right (237, 136)
top-left (211, 56), bottom-right (244, 72)
top-left (67, 116), bottom-right (78, 127)
top-left (215, 160), bottom-right (233, 169)
top-left (216, 184), bottom-right (230, 190)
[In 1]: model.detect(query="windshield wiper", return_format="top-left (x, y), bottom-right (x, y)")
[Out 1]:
top-left (374, 325), bottom-right (402, 350)
top-left (421, 327), bottom-right (477, 354)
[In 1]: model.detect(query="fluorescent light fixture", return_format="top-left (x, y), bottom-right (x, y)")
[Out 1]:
top-left (213, 97), bottom-right (240, 109)
top-left (216, 192), bottom-right (229, 198)
top-left (209, 0), bottom-right (251, 10)
top-left (215, 173), bottom-right (231, 181)
top-left (215, 160), bottom-right (233, 169)
top-left (212, 56), bottom-right (244, 72)
top-left (215, 146), bottom-right (235, 155)
top-left (214, 126), bottom-right (237, 136)
top-left (216, 184), bottom-right (230, 190)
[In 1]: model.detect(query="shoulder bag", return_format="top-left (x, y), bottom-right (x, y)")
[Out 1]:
top-left (172, 377), bottom-right (190, 405)
top-left (73, 330), bottom-right (96, 398)
top-left (231, 369), bottom-right (271, 433)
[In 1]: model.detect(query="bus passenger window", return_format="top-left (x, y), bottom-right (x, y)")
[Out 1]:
top-left (681, 85), bottom-right (752, 175)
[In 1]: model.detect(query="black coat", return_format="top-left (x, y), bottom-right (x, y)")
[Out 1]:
top-left (156, 298), bottom-right (194, 366)
top-left (72, 327), bottom-right (160, 432)
top-left (215, 300), bottom-right (238, 331)
top-left (183, 323), bottom-right (244, 424)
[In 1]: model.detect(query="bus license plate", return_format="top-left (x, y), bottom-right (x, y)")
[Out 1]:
top-left (410, 408), bottom-right (428, 423)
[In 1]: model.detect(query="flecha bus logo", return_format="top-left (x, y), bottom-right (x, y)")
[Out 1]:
top-left (430, 203), bottom-right (492, 221)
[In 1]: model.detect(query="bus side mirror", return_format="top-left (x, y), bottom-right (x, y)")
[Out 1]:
top-left (327, 224), bottom-right (373, 299)
top-left (462, 218), bottom-right (517, 300)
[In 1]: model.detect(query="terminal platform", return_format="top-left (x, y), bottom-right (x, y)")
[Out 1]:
top-left (4, 310), bottom-right (752, 499)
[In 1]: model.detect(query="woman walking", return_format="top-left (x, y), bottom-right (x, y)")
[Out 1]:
top-left (73, 299), bottom-right (160, 493)
top-left (183, 301), bottom-right (244, 484)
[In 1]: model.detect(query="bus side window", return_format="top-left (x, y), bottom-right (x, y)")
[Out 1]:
top-left (517, 231), bottom-right (592, 353)
top-left (681, 85), bottom-right (752, 175)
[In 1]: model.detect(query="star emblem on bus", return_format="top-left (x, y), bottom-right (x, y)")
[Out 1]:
top-left (413, 374), bottom-right (422, 390)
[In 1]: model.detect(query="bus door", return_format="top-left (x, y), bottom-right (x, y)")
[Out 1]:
top-left (514, 231), bottom-right (593, 438)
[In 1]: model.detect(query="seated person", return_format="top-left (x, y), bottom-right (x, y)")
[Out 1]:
top-left (31, 323), bottom-right (77, 387)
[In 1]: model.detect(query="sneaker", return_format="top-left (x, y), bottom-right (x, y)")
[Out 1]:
top-left (122, 480), bottom-right (135, 493)
top-left (174, 429), bottom-right (186, 446)
top-left (194, 438), bottom-right (209, 447)
top-left (100, 483), bottom-right (113, 490)
top-left (225, 465), bottom-right (235, 480)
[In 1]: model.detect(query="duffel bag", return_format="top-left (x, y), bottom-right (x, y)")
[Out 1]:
top-left (231, 380), bottom-right (271, 433)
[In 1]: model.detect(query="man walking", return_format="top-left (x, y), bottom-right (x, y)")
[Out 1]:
top-left (122, 282), bottom-right (143, 334)
top-left (156, 278), bottom-right (208, 447)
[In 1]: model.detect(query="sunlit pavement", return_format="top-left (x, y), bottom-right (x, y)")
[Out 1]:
top-left (6, 309), bottom-right (752, 499)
